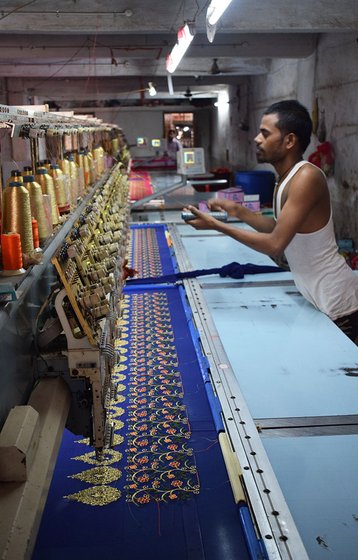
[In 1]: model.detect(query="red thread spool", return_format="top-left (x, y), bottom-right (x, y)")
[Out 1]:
top-left (32, 218), bottom-right (39, 249)
top-left (1, 232), bottom-right (23, 270)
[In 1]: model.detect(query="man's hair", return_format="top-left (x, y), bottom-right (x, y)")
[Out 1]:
top-left (264, 100), bottom-right (312, 152)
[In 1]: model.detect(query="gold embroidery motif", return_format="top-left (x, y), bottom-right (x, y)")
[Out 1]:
top-left (64, 486), bottom-right (121, 506)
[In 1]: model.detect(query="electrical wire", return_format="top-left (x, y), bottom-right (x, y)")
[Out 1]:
top-left (82, 29), bottom-right (99, 108)
top-left (196, 0), bottom-right (212, 18)
top-left (0, 0), bottom-right (38, 21)
top-left (169, 0), bottom-right (186, 33)
top-left (24, 38), bottom-right (91, 92)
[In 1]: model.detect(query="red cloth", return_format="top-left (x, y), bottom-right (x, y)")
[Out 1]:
top-left (129, 171), bottom-right (154, 200)
top-left (308, 141), bottom-right (334, 176)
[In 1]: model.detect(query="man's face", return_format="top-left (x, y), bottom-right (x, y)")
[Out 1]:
top-left (254, 113), bottom-right (286, 164)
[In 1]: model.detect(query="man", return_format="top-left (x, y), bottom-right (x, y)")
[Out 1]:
top-left (166, 128), bottom-right (182, 162)
top-left (184, 100), bottom-right (358, 344)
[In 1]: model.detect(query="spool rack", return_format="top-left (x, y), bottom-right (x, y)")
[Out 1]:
top-left (46, 164), bottom-right (130, 454)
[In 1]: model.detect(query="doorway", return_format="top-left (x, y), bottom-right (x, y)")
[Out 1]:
top-left (163, 112), bottom-right (194, 148)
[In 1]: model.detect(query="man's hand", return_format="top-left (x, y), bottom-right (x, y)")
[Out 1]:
top-left (182, 205), bottom-right (221, 230)
top-left (207, 198), bottom-right (240, 217)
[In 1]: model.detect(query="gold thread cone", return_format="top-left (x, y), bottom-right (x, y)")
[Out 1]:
top-left (2, 182), bottom-right (34, 253)
top-left (50, 164), bottom-right (70, 211)
top-left (57, 158), bottom-right (72, 207)
top-left (75, 151), bottom-right (86, 194)
top-left (23, 177), bottom-right (50, 242)
top-left (6, 171), bottom-right (23, 186)
top-left (35, 167), bottom-right (60, 226)
top-left (67, 158), bottom-right (80, 203)
top-left (85, 149), bottom-right (95, 184)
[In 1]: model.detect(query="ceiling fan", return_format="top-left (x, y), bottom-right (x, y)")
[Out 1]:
top-left (208, 58), bottom-right (247, 75)
top-left (181, 86), bottom-right (205, 100)
top-left (178, 58), bottom-right (243, 78)
top-left (210, 58), bottom-right (221, 75)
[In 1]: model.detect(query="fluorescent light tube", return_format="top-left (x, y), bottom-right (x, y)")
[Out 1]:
top-left (207, 0), bottom-right (233, 26)
top-left (166, 23), bottom-right (195, 74)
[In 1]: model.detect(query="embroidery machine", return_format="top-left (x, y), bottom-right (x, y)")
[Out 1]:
top-left (0, 163), bottom-right (130, 555)
top-left (1, 163), bottom-right (356, 560)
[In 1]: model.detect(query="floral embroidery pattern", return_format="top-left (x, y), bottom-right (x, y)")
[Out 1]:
top-left (124, 291), bottom-right (199, 504)
top-left (130, 227), bottom-right (164, 277)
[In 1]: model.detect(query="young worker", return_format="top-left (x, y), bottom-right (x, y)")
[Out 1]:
top-left (184, 100), bottom-right (358, 344)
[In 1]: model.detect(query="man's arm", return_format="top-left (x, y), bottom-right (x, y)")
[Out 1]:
top-left (185, 165), bottom-right (328, 259)
top-left (184, 210), bottom-right (284, 258)
top-left (207, 198), bottom-right (276, 233)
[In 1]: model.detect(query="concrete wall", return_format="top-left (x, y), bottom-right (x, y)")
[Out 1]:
top-left (212, 33), bottom-right (358, 245)
top-left (95, 108), bottom-right (165, 158)
top-left (210, 81), bottom-right (250, 171)
top-left (94, 106), bottom-right (212, 163)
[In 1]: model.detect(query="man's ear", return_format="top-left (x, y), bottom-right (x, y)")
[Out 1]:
top-left (285, 132), bottom-right (298, 149)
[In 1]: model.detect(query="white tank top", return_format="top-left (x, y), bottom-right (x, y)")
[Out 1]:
top-left (275, 161), bottom-right (358, 320)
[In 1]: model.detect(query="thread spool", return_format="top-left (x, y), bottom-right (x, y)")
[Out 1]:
top-left (35, 167), bottom-right (60, 226)
top-left (7, 170), bottom-right (23, 186)
top-left (2, 181), bottom-right (34, 254)
top-left (111, 137), bottom-right (119, 157)
top-left (38, 159), bottom-right (51, 171)
top-left (74, 151), bottom-right (85, 196)
top-left (84, 148), bottom-right (95, 185)
top-left (78, 147), bottom-right (91, 188)
top-left (23, 166), bottom-right (33, 177)
top-left (32, 219), bottom-right (40, 249)
top-left (1, 232), bottom-right (25, 275)
top-left (42, 194), bottom-right (54, 236)
top-left (50, 164), bottom-right (71, 214)
top-left (93, 146), bottom-right (103, 179)
top-left (58, 158), bottom-right (73, 207)
top-left (23, 175), bottom-right (51, 243)
top-left (65, 153), bottom-right (80, 204)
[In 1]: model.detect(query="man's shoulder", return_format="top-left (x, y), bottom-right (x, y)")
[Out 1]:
top-left (292, 161), bottom-right (327, 186)
top-left (301, 161), bottom-right (326, 177)
top-left (288, 161), bottom-right (328, 205)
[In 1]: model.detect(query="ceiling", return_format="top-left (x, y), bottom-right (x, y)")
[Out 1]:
top-left (0, 0), bottom-right (356, 108)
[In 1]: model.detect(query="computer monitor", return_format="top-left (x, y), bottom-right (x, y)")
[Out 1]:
top-left (151, 138), bottom-right (161, 148)
top-left (177, 147), bottom-right (205, 175)
top-left (136, 137), bottom-right (148, 147)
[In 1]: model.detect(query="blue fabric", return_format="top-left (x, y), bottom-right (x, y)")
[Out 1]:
top-left (33, 286), bottom-right (250, 560)
top-left (33, 225), bottom-right (255, 560)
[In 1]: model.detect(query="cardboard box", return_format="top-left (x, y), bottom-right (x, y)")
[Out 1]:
top-left (242, 194), bottom-right (260, 212)
top-left (215, 187), bottom-right (244, 203)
